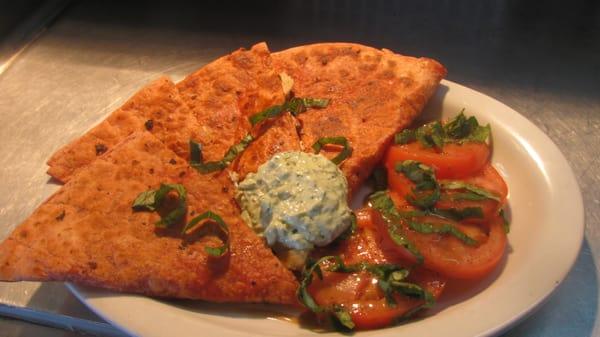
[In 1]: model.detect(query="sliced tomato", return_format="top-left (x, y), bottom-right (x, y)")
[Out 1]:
top-left (307, 208), bottom-right (446, 330)
top-left (381, 215), bottom-right (507, 280)
top-left (457, 164), bottom-right (508, 202)
top-left (385, 141), bottom-right (490, 179)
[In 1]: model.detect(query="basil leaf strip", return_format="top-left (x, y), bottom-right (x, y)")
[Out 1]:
top-left (395, 160), bottom-right (440, 209)
top-left (249, 97), bottom-right (330, 126)
top-left (190, 135), bottom-right (254, 174)
top-left (408, 220), bottom-right (478, 246)
top-left (368, 191), bottom-right (424, 264)
top-left (394, 129), bottom-right (416, 145)
top-left (299, 255), bottom-right (433, 329)
top-left (430, 207), bottom-right (484, 221)
top-left (312, 136), bottom-right (353, 165)
top-left (440, 181), bottom-right (501, 202)
top-left (182, 211), bottom-right (230, 257)
top-left (297, 256), bottom-right (355, 330)
top-left (392, 111), bottom-right (491, 149)
top-left (132, 183), bottom-right (187, 228)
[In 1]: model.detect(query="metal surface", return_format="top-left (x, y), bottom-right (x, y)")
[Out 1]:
top-left (0, 1), bottom-right (598, 336)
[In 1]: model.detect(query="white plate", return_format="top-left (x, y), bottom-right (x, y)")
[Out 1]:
top-left (68, 79), bottom-right (584, 337)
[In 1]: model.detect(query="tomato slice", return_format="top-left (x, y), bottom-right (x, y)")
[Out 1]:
top-left (379, 214), bottom-right (507, 280)
top-left (307, 209), bottom-right (447, 330)
top-left (385, 141), bottom-right (490, 179)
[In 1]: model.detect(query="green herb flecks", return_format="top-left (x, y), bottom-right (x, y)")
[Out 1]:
top-left (368, 191), bottom-right (424, 264)
top-left (182, 211), bottom-right (230, 257)
top-left (408, 220), bottom-right (478, 246)
top-left (312, 136), bottom-right (353, 165)
top-left (249, 97), bottom-right (330, 126)
top-left (440, 181), bottom-right (501, 202)
top-left (298, 256), bottom-right (434, 330)
top-left (297, 256), bottom-right (355, 330)
top-left (395, 160), bottom-right (441, 209)
top-left (132, 183), bottom-right (187, 228)
top-left (190, 135), bottom-right (254, 174)
top-left (429, 207), bottom-right (484, 221)
top-left (393, 111), bottom-right (491, 149)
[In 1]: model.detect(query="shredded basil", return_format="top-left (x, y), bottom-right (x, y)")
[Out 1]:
top-left (408, 220), bottom-right (477, 246)
top-left (392, 111), bottom-right (491, 149)
top-left (249, 97), bottom-right (330, 126)
top-left (190, 135), bottom-right (254, 174)
top-left (394, 129), bottom-right (416, 145)
top-left (430, 207), bottom-right (484, 221)
top-left (132, 183), bottom-right (187, 228)
top-left (182, 211), bottom-right (230, 257)
top-left (298, 255), bottom-right (434, 330)
top-left (395, 160), bottom-right (440, 209)
top-left (368, 191), bottom-right (424, 263)
top-left (440, 181), bottom-right (501, 202)
top-left (312, 136), bottom-right (353, 165)
top-left (297, 256), bottom-right (355, 330)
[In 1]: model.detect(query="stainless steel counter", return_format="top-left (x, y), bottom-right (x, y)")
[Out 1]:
top-left (0, 1), bottom-right (598, 336)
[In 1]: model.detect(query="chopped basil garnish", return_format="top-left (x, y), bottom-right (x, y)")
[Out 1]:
top-left (393, 111), bottom-right (491, 149)
top-left (440, 181), bottom-right (501, 202)
top-left (132, 183), bottom-right (187, 228)
top-left (500, 209), bottom-right (510, 233)
top-left (249, 97), bottom-right (330, 126)
top-left (312, 136), bottom-right (353, 165)
top-left (297, 256), bottom-right (355, 330)
top-left (408, 220), bottom-right (477, 246)
top-left (416, 121), bottom-right (445, 148)
top-left (395, 160), bottom-right (440, 209)
top-left (394, 129), bottom-right (416, 145)
top-left (190, 135), bottom-right (254, 174)
top-left (368, 191), bottom-right (424, 263)
top-left (429, 207), bottom-right (484, 221)
top-left (298, 256), bottom-right (434, 330)
top-left (182, 211), bottom-right (230, 257)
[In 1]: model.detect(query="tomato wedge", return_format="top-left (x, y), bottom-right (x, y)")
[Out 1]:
top-left (385, 141), bottom-right (490, 179)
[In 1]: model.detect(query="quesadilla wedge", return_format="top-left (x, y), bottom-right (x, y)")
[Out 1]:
top-left (272, 43), bottom-right (446, 196)
top-left (1, 132), bottom-right (299, 304)
top-left (46, 76), bottom-right (201, 183)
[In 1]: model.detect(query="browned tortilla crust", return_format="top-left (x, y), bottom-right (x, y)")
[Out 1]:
top-left (235, 112), bottom-right (301, 179)
top-left (46, 77), bottom-right (201, 183)
top-left (0, 132), bottom-right (298, 304)
top-left (176, 42), bottom-right (291, 162)
top-left (272, 43), bottom-right (446, 195)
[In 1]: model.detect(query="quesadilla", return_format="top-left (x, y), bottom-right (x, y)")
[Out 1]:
top-left (47, 77), bottom-right (202, 183)
top-left (1, 132), bottom-right (299, 304)
top-left (272, 43), bottom-right (446, 195)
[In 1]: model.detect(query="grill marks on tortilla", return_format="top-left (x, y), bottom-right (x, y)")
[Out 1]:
top-left (272, 43), bottom-right (446, 196)
top-left (46, 77), bottom-right (202, 182)
top-left (0, 133), bottom-right (299, 304)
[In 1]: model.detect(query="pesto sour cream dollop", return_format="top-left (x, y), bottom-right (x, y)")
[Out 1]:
top-left (237, 151), bottom-right (352, 250)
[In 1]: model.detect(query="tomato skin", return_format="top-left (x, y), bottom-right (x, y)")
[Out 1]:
top-left (400, 215), bottom-right (507, 280)
top-left (385, 142), bottom-right (490, 179)
top-left (309, 209), bottom-right (447, 330)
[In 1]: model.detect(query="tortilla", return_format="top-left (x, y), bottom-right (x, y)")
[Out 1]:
top-left (0, 132), bottom-right (299, 304)
top-left (46, 76), bottom-right (202, 183)
top-left (234, 112), bottom-right (301, 179)
top-left (177, 42), bottom-right (296, 163)
top-left (272, 43), bottom-right (446, 195)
